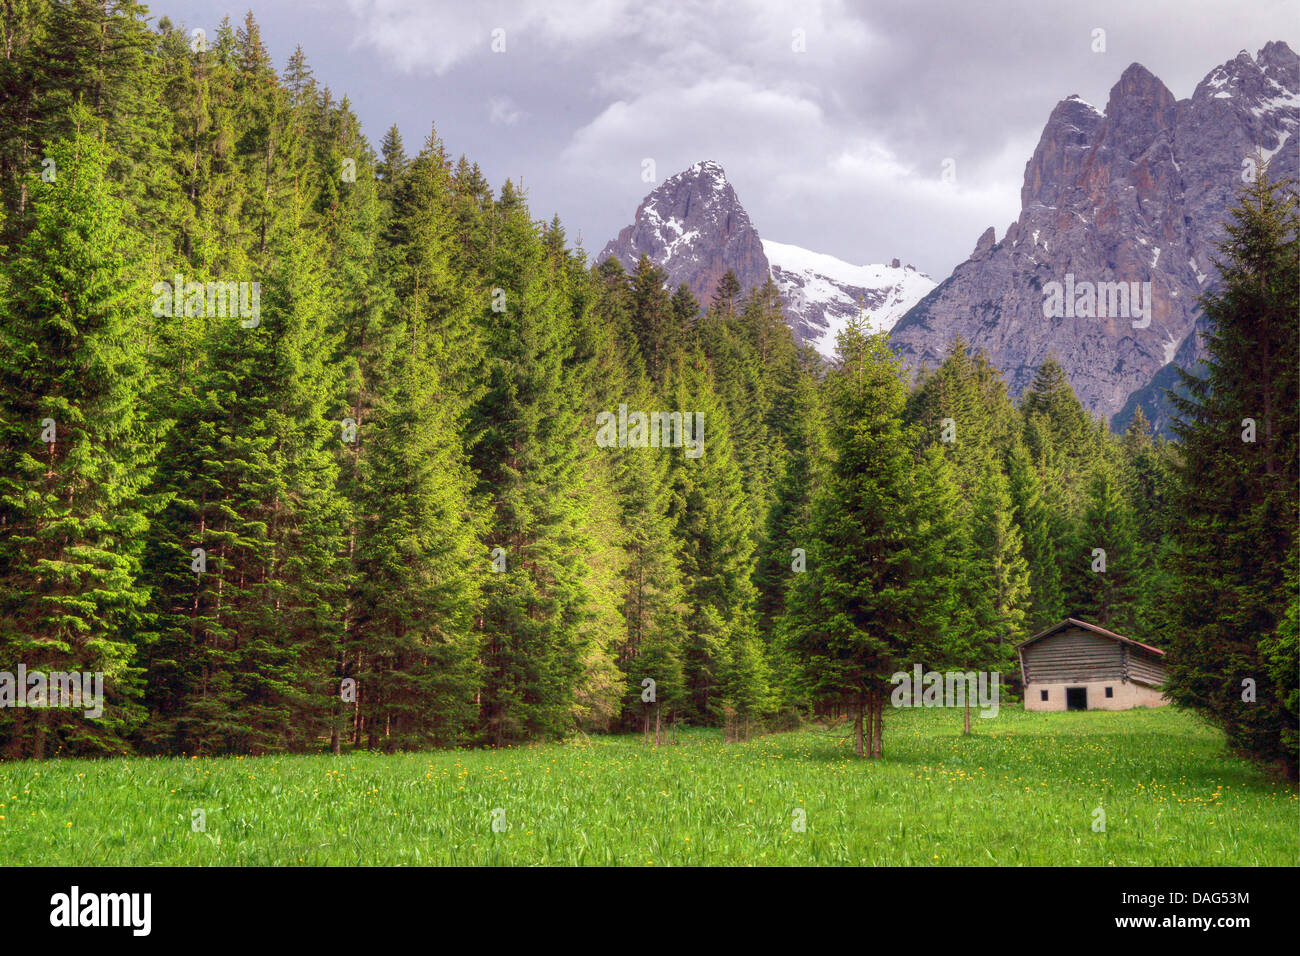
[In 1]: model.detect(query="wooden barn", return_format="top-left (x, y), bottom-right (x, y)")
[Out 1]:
top-left (1017, 618), bottom-right (1168, 711)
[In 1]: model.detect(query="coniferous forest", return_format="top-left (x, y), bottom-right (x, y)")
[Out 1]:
top-left (0, 2), bottom-right (1295, 784)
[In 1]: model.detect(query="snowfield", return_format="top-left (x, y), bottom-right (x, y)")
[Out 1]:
top-left (763, 239), bottom-right (936, 358)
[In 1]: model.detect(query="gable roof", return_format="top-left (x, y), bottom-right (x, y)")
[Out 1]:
top-left (1016, 618), bottom-right (1165, 657)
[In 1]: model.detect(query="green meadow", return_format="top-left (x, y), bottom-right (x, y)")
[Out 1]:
top-left (1, 706), bottom-right (1294, 866)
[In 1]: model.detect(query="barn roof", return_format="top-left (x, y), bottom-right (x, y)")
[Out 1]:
top-left (1016, 618), bottom-right (1165, 657)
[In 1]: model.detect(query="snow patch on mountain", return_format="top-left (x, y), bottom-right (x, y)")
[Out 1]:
top-left (763, 239), bottom-right (935, 359)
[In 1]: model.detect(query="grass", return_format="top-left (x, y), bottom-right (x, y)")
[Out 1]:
top-left (0, 705), bottom-right (1294, 866)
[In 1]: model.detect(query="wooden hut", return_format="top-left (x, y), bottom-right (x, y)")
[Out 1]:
top-left (1017, 618), bottom-right (1168, 711)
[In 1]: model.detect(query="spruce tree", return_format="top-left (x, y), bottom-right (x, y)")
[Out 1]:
top-left (667, 351), bottom-right (766, 728)
top-left (780, 321), bottom-right (923, 757)
top-left (0, 128), bottom-right (164, 757)
top-left (710, 269), bottom-right (742, 315)
top-left (345, 134), bottom-right (487, 750)
top-left (628, 254), bottom-right (680, 386)
top-left (1006, 442), bottom-right (1065, 629)
top-left (965, 462), bottom-right (1031, 677)
top-left (1164, 168), bottom-right (1299, 777)
top-left (1067, 459), bottom-right (1140, 632)
top-left (670, 283), bottom-right (700, 335)
top-left (470, 181), bottom-right (597, 745)
top-left (143, 188), bottom-right (346, 754)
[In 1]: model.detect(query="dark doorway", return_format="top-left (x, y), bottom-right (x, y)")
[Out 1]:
top-left (1066, 687), bottom-right (1088, 711)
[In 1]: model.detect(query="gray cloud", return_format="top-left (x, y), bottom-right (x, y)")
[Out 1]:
top-left (161, 0), bottom-right (1298, 276)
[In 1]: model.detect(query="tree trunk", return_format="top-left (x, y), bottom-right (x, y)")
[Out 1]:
top-left (329, 676), bottom-right (342, 754)
top-left (854, 697), bottom-right (865, 757)
top-left (874, 692), bottom-right (884, 758)
top-left (6, 707), bottom-right (26, 758)
top-left (963, 700), bottom-right (971, 736)
top-left (863, 691), bottom-right (872, 758)
top-left (31, 708), bottom-right (50, 760)
top-left (654, 705), bottom-right (662, 746)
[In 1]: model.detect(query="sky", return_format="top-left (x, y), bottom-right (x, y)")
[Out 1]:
top-left (154, 0), bottom-right (1298, 278)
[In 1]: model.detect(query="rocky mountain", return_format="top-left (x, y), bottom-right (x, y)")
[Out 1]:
top-left (599, 160), bottom-right (771, 307)
top-left (891, 41), bottom-right (1300, 429)
top-left (764, 240), bottom-right (934, 358)
top-left (600, 161), bottom-right (932, 356)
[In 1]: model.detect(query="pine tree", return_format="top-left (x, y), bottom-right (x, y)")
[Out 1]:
top-left (908, 335), bottom-right (984, 468)
top-left (550, 221), bottom-right (625, 732)
top-left (344, 132), bottom-right (487, 751)
top-left (1119, 407), bottom-right (1171, 639)
top-left (448, 157), bottom-right (493, 277)
top-left (0, 0), bottom-right (51, 244)
top-left (614, 409), bottom-right (688, 740)
top-left (1021, 354), bottom-right (1100, 488)
top-left (349, 321), bottom-right (485, 749)
top-left (143, 187), bottom-right (346, 754)
top-left (904, 443), bottom-right (982, 731)
top-left (29, 0), bottom-right (170, 238)
top-left (670, 283), bottom-right (700, 336)
top-left (376, 125), bottom-right (408, 199)
top-left (618, 462), bottom-right (687, 740)
top-left (753, 369), bottom-right (824, 645)
top-left (232, 12), bottom-right (297, 258)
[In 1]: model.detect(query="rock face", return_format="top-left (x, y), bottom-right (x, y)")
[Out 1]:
top-left (598, 160), bottom-right (771, 306)
top-left (602, 160), bottom-right (934, 357)
top-left (891, 42), bottom-right (1299, 428)
top-left (764, 240), bottom-right (934, 358)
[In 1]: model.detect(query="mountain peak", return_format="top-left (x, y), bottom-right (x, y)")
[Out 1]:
top-left (655, 160), bottom-right (730, 194)
top-left (600, 163), bottom-right (934, 357)
top-left (1063, 93), bottom-right (1103, 114)
top-left (1196, 43), bottom-right (1299, 101)
top-left (684, 159), bottom-right (727, 179)
top-left (599, 161), bottom-right (768, 304)
top-left (892, 40), bottom-right (1300, 431)
top-left (1106, 62), bottom-right (1175, 116)
top-left (1258, 40), bottom-right (1298, 77)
